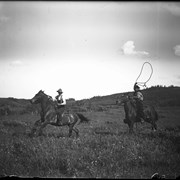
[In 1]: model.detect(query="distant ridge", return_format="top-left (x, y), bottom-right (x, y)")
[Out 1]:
top-left (0, 86), bottom-right (180, 115)
top-left (76, 86), bottom-right (180, 107)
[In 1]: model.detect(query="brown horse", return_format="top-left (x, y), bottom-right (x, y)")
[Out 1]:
top-left (30, 90), bottom-right (90, 137)
top-left (116, 93), bottom-right (158, 133)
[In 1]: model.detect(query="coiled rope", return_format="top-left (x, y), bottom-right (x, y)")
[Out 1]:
top-left (135, 62), bottom-right (153, 88)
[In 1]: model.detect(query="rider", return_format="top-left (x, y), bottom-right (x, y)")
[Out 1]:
top-left (55, 88), bottom-right (65, 124)
top-left (133, 83), bottom-right (145, 123)
top-left (55, 88), bottom-right (64, 106)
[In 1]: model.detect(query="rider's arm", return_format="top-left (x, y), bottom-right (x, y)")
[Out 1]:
top-left (55, 95), bottom-right (59, 100)
top-left (135, 92), bottom-right (143, 101)
top-left (132, 92), bottom-right (138, 99)
top-left (133, 96), bottom-right (138, 100)
top-left (133, 92), bottom-right (143, 100)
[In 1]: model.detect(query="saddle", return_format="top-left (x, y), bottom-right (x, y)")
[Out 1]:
top-left (128, 98), bottom-right (147, 122)
top-left (55, 105), bottom-right (72, 124)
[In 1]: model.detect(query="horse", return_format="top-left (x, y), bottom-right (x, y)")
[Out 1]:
top-left (30, 90), bottom-right (90, 138)
top-left (116, 93), bottom-right (158, 133)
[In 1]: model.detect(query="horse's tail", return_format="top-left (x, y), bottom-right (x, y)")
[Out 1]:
top-left (76, 113), bottom-right (90, 123)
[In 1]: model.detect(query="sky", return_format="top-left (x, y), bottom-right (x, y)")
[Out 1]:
top-left (0, 1), bottom-right (180, 101)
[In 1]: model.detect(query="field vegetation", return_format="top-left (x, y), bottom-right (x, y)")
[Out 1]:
top-left (0, 86), bottom-right (180, 178)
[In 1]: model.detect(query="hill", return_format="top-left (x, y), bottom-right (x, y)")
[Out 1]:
top-left (0, 86), bottom-right (180, 115)
top-left (76, 86), bottom-right (180, 108)
top-left (0, 97), bottom-right (37, 115)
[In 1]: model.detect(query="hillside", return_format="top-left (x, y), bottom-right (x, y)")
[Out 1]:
top-left (76, 86), bottom-right (180, 107)
top-left (0, 97), bottom-right (36, 115)
top-left (0, 86), bottom-right (180, 115)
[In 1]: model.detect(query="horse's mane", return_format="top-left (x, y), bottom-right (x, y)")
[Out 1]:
top-left (41, 91), bottom-right (56, 107)
top-left (122, 94), bottom-right (136, 108)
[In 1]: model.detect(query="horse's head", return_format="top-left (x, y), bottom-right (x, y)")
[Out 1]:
top-left (30, 90), bottom-right (46, 104)
top-left (116, 94), bottom-right (129, 105)
top-left (116, 93), bottom-right (135, 105)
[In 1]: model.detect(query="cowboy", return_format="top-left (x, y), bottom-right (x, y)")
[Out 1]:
top-left (55, 88), bottom-right (64, 106)
top-left (133, 83), bottom-right (145, 123)
top-left (55, 88), bottom-right (65, 124)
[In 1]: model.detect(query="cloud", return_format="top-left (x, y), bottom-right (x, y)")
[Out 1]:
top-left (0, 16), bottom-right (9, 23)
top-left (0, 2), bottom-right (9, 24)
top-left (9, 60), bottom-right (23, 67)
top-left (162, 3), bottom-right (180, 16)
top-left (173, 45), bottom-right (180, 56)
top-left (121, 41), bottom-right (149, 56)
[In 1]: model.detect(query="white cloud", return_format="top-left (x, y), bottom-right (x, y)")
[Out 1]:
top-left (121, 41), bottom-right (135, 55)
top-left (9, 60), bottom-right (23, 67)
top-left (162, 3), bottom-right (180, 16)
top-left (174, 45), bottom-right (180, 56)
top-left (0, 16), bottom-right (9, 23)
top-left (0, 2), bottom-right (9, 23)
top-left (121, 41), bottom-right (149, 56)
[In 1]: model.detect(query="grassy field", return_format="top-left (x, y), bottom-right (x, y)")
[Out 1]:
top-left (0, 106), bottom-right (180, 178)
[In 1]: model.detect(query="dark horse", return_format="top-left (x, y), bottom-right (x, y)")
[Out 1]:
top-left (116, 94), bottom-right (158, 133)
top-left (30, 90), bottom-right (90, 137)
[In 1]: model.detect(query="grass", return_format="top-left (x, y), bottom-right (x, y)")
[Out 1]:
top-left (0, 107), bottom-right (180, 178)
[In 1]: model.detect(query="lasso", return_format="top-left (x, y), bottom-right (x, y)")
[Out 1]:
top-left (135, 62), bottom-right (153, 88)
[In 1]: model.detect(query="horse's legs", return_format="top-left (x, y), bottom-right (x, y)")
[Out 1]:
top-left (154, 123), bottom-right (157, 130)
top-left (68, 125), bottom-right (73, 137)
top-left (129, 122), bottom-right (134, 134)
top-left (68, 122), bottom-right (79, 138)
top-left (151, 121), bottom-right (157, 131)
top-left (37, 121), bottom-right (49, 136)
top-left (30, 119), bottom-right (41, 137)
top-left (72, 127), bottom-right (79, 138)
top-left (135, 122), bottom-right (138, 131)
top-left (66, 114), bottom-right (78, 138)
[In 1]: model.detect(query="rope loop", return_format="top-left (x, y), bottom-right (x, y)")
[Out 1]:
top-left (135, 62), bottom-right (153, 88)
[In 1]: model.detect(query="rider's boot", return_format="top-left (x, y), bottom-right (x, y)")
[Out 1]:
top-left (56, 113), bottom-right (62, 125)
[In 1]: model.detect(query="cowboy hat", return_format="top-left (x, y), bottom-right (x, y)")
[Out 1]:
top-left (57, 88), bottom-right (63, 93)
